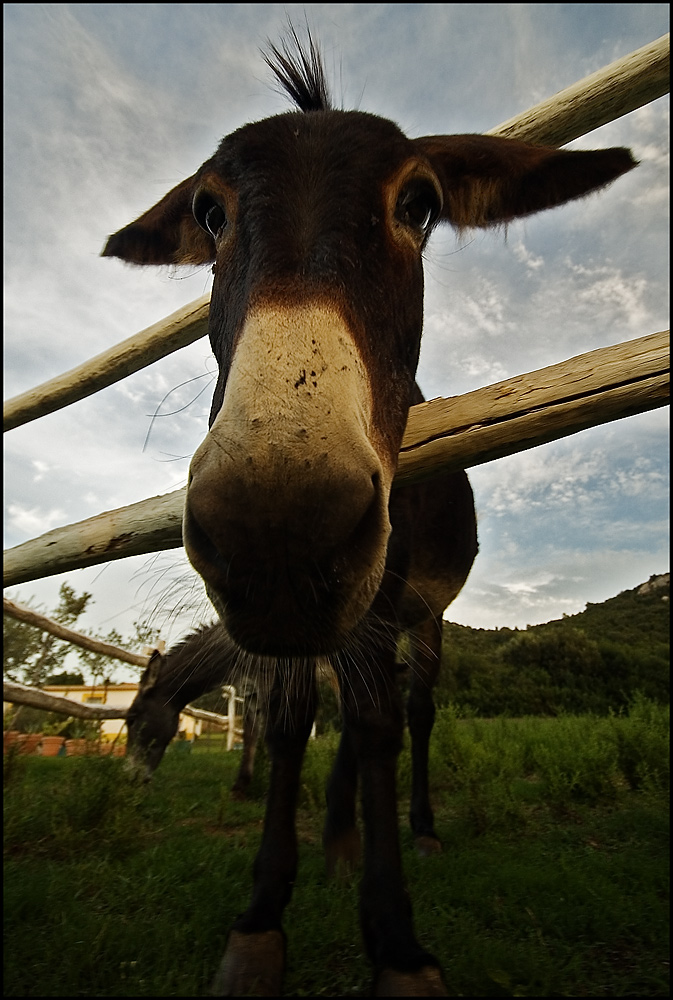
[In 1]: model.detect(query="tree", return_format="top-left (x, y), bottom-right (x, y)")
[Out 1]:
top-left (76, 619), bottom-right (160, 685)
top-left (3, 586), bottom-right (160, 687)
top-left (45, 671), bottom-right (86, 686)
top-left (3, 583), bottom-right (93, 686)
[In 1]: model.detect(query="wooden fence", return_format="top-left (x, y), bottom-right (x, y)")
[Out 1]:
top-left (2, 34), bottom-right (670, 592)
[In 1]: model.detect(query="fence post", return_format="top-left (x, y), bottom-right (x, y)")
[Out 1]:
top-left (222, 685), bottom-right (237, 752)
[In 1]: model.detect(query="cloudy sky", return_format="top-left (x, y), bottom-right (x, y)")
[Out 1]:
top-left (3, 4), bottom-right (669, 679)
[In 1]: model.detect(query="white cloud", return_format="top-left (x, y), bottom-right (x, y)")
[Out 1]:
top-left (6, 504), bottom-right (68, 538)
top-left (512, 241), bottom-right (545, 271)
top-left (568, 261), bottom-right (651, 334)
top-left (31, 461), bottom-right (50, 483)
top-left (448, 545), bottom-right (670, 630)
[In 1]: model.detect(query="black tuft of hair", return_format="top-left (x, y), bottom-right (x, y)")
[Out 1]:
top-left (264, 25), bottom-right (332, 112)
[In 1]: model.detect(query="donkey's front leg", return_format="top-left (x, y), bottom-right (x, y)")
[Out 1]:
top-left (343, 653), bottom-right (448, 997)
top-left (407, 613), bottom-right (444, 855)
top-left (212, 667), bottom-right (316, 997)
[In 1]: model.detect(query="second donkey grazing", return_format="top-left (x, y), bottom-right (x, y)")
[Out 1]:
top-left (125, 622), bottom-right (266, 795)
top-left (104, 34), bottom-right (636, 998)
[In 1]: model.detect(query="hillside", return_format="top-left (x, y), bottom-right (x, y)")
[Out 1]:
top-left (195, 575), bottom-right (669, 724)
top-left (438, 573), bottom-right (670, 716)
top-left (556, 572), bottom-right (670, 649)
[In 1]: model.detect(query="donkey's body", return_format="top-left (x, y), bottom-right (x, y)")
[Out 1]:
top-left (125, 455), bottom-right (475, 848)
top-left (105, 34), bottom-right (635, 997)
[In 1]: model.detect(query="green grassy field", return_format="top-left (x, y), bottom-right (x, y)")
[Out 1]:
top-left (4, 700), bottom-right (669, 997)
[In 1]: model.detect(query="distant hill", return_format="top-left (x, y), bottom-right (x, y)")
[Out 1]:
top-left (540, 572), bottom-right (670, 649)
top-left (438, 574), bottom-right (670, 715)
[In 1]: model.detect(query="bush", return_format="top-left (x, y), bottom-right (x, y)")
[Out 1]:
top-left (610, 694), bottom-right (670, 793)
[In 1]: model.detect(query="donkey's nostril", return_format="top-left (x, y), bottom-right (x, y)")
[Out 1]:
top-left (183, 500), bottom-right (231, 582)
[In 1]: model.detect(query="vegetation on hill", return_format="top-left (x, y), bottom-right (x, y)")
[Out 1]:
top-left (435, 574), bottom-right (670, 716)
top-left (4, 575), bottom-right (669, 728)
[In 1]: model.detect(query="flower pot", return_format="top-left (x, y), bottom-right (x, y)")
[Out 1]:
top-left (65, 738), bottom-right (88, 756)
top-left (3, 730), bottom-right (21, 754)
top-left (40, 735), bottom-right (66, 757)
top-left (16, 733), bottom-right (44, 755)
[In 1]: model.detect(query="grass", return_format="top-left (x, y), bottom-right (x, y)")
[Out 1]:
top-left (4, 701), bottom-right (669, 996)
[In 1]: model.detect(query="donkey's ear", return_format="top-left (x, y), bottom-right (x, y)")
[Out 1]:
top-left (138, 650), bottom-right (166, 693)
top-left (102, 174), bottom-right (216, 265)
top-left (414, 134), bottom-right (637, 229)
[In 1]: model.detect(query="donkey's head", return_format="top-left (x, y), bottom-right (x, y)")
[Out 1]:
top-left (124, 651), bottom-right (179, 781)
top-left (104, 36), bottom-right (635, 655)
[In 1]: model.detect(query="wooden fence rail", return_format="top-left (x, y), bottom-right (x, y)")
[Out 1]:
top-left (488, 33), bottom-right (669, 146)
top-left (3, 597), bottom-right (152, 668)
top-left (3, 680), bottom-right (128, 720)
top-left (3, 296), bottom-right (210, 433)
top-left (396, 329), bottom-right (669, 486)
top-left (3, 34), bottom-right (668, 434)
top-left (3, 330), bottom-right (669, 588)
top-left (3, 678), bottom-right (234, 731)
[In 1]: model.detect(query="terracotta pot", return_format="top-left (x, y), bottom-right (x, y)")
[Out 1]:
top-left (16, 733), bottom-right (44, 755)
top-left (3, 730), bottom-right (21, 753)
top-left (65, 738), bottom-right (88, 756)
top-left (40, 736), bottom-right (66, 757)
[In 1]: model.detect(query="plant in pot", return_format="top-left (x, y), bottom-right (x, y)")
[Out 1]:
top-left (3, 706), bottom-right (45, 755)
top-left (61, 718), bottom-right (102, 756)
top-left (39, 717), bottom-right (72, 756)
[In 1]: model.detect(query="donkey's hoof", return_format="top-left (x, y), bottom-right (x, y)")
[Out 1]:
top-left (211, 929), bottom-right (284, 996)
top-left (414, 834), bottom-right (442, 857)
top-left (324, 826), bottom-right (362, 877)
top-left (375, 965), bottom-right (448, 996)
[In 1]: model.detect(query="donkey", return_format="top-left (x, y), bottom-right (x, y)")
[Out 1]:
top-left (103, 33), bottom-right (635, 998)
top-left (125, 623), bottom-right (265, 796)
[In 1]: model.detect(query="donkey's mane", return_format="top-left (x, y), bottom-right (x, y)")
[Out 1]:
top-left (264, 27), bottom-right (332, 112)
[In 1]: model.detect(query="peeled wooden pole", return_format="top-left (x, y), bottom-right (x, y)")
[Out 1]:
top-left (3, 679), bottom-right (233, 730)
top-left (2, 490), bottom-right (186, 589)
top-left (181, 705), bottom-right (232, 729)
top-left (3, 295), bottom-right (210, 432)
top-left (3, 600), bottom-right (238, 728)
top-left (2, 604), bottom-right (235, 727)
top-left (3, 35), bottom-right (668, 434)
top-left (3, 597), bottom-right (151, 668)
top-left (396, 329), bottom-right (670, 486)
top-left (3, 680), bottom-right (128, 720)
top-left (489, 33), bottom-right (669, 146)
top-left (3, 331), bottom-right (668, 588)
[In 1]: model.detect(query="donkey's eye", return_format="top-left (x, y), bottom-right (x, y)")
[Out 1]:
top-left (205, 204), bottom-right (227, 239)
top-left (193, 193), bottom-right (228, 240)
top-left (395, 182), bottom-right (441, 235)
